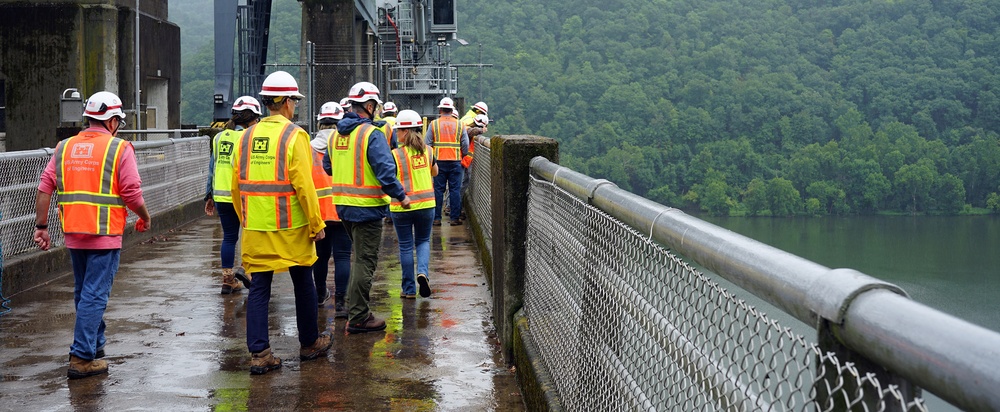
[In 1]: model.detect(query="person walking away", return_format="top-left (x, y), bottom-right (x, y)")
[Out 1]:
top-left (310, 101), bottom-right (351, 318)
top-left (230, 71), bottom-right (332, 375)
top-left (33, 91), bottom-right (152, 379)
top-left (380, 101), bottom-right (398, 130)
top-left (204, 96), bottom-right (261, 294)
top-left (390, 110), bottom-right (438, 299)
top-left (425, 97), bottom-right (469, 226)
top-left (326, 81), bottom-right (411, 334)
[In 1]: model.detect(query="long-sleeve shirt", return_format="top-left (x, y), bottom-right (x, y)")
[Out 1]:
top-left (38, 126), bottom-right (146, 250)
top-left (231, 115), bottom-right (325, 272)
top-left (327, 113), bottom-right (407, 223)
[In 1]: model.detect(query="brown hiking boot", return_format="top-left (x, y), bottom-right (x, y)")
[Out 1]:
top-left (233, 267), bottom-right (252, 289)
top-left (249, 348), bottom-right (281, 375)
top-left (221, 268), bottom-right (242, 294)
top-left (299, 333), bottom-right (333, 361)
top-left (345, 313), bottom-right (387, 334)
top-left (68, 355), bottom-right (108, 379)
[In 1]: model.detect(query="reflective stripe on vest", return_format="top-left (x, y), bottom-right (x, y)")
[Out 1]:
top-left (431, 116), bottom-right (462, 161)
top-left (328, 123), bottom-right (390, 206)
top-left (378, 122), bottom-right (394, 148)
top-left (311, 149), bottom-right (338, 221)
top-left (236, 121), bottom-right (308, 230)
top-left (390, 146), bottom-right (436, 212)
top-left (53, 132), bottom-right (128, 235)
top-left (212, 129), bottom-right (243, 203)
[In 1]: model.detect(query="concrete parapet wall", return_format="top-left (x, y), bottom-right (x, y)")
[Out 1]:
top-left (2, 199), bottom-right (204, 297)
top-left (513, 310), bottom-right (564, 412)
top-left (486, 135), bottom-right (558, 364)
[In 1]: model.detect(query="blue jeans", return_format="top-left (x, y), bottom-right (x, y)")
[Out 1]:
top-left (434, 160), bottom-right (463, 221)
top-left (391, 208), bottom-right (434, 295)
top-left (216, 201), bottom-right (240, 269)
top-left (313, 221), bottom-right (352, 298)
top-left (69, 249), bottom-right (120, 360)
top-left (246, 266), bottom-right (319, 353)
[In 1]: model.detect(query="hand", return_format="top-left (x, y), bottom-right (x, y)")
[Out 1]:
top-left (204, 199), bottom-right (215, 216)
top-left (135, 218), bottom-right (149, 232)
top-left (312, 228), bottom-right (326, 242)
top-left (34, 228), bottom-right (51, 251)
top-left (401, 195), bottom-right (412, 209)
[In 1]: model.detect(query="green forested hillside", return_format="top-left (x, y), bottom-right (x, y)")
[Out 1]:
top-left (453, 0), bottom-right (1000, 215)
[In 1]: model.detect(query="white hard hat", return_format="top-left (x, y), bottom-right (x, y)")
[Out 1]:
top-left (472, 101), bottom-right (489, 114)
top-left (346, 82), bottom-right (382, 104)
top-left (317, 101), bottom-right (344, 121)
top-left (382, 102), bottom-right (398, 114)
top-left (83, 91), bottom-right (126, 121)
top-left (395, 110), bottom-right (423, 129)
top-left (259, 71), bottom-right (305, 98)
top-left (340, 97), bottom-right (351, 110)
top-left (473, 114), bottom-right (490, 127)
top-left (437, 97), bottom-right (456, 110)
top-left (231, 96), bottom-right (262, 115)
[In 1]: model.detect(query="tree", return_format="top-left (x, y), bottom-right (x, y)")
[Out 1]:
top-left (894, 159), bottom-right (937, 213)
top-left (767, 177), bottom-right (801, 217)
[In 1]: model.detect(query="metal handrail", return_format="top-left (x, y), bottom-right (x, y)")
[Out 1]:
top-left (529, 156), bottom-right (1000, 412)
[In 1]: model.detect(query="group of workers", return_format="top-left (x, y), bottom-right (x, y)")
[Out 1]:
top-left (33, 70), bottom-right (491, 379)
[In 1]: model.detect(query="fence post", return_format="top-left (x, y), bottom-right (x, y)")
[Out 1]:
top-left (490, 135), bottom-right (558, 363)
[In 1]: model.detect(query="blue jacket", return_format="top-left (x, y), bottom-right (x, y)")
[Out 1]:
top-left (324, 113), bottom-right (406, 222)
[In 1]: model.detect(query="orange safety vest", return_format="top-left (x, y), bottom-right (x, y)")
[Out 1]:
top-left (390, 146), bottom-right (436, 212)
top-left (235, 121), bottom-right (309, 230)
top-left (311, 149), bottom-right (339, 221)
top-left (53, 131), bottom-right (129, 235)
top-left (430, 116), bottom-right (463, 161)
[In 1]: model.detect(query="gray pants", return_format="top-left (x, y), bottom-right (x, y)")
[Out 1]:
top-left (342, 219), bottom-right (383, 324)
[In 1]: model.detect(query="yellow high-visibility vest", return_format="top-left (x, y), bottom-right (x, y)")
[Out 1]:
top-left (212, 128), bottom-right (243, 203)
top-left (53, 131), bottom-right (128, 235)
top-left (234, 121), bottom-right (309, 231)
top-left (327, 123), bottom-right (390, 207)
top-left (460, 110), bottom-right (476, 128)
top-left (390, 146), bottom-right (435, 212)
top-left (430, 116), bottom-right (463, 161)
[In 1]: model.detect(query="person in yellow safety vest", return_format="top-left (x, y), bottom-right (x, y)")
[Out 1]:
top-left (389, 110), bottom-right (439, 299)
top-left (33, 91), bottom-right (152, 379)
top-left (204, 96), bottom-right (261, 294)
top-left (309, 101), bottom-right (352, 319)
top-left (381, 101), bottom-right (398, 129)
top-left (324, 81), bottom-right (411, 334)
top-left (377, 101), bottom-right (399, 150)
top-left (460, 101), bottom-right (488, 128)
top-left (230, 70), bottom-right (332, 375)
top-left (425, 97), bottom-right (469, 226)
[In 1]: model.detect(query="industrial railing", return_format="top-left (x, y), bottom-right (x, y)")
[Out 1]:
top-left (0, 136), bottom-right (209, 262)
top-left (463, 136), bottom-right (1000, 411)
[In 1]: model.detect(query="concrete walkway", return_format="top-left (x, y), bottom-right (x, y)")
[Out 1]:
top-left (0, 216), bottom-right (523, 411)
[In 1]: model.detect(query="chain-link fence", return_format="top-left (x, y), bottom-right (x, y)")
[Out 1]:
top-left (467, 135), bottom-right (492, 255)
top-left (0, 136), bottom-right (209, 262)
top-left (523, 175), bottom-right (928, 411)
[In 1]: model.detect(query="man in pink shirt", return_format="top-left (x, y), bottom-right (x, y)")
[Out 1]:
top-left (33, 91), bottom-right (151, 379)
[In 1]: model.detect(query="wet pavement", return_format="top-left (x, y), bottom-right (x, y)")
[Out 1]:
top-left (0, 216), bottom-right (523, 411)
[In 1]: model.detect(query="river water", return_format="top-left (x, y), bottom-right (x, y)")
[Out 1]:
top-left (702, 215), bottom-right (1000, 333)
top-left (700, 215), bottom-right (998, 410)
